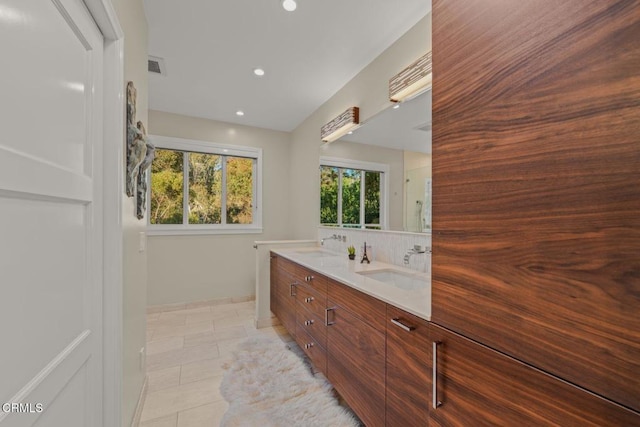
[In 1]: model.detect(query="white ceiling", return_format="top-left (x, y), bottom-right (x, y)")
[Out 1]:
top-left (144, 0), bottom-right (431, 132)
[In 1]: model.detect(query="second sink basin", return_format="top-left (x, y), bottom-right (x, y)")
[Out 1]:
top-left (357, 269), bottom-right (428, 291)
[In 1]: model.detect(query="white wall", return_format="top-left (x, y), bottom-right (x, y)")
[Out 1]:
top-left (110, 0), bottom-right (149, 425)
top-left (289, 14), bottom-right (432, 239)
top-left (404, 150), bottom-right (432, 173)
top-left (147, 110), bottom-right (292, 306)
top-left (403, 151), bottom-right (431, 232)
top-left (145, 13), bottom-right (431, 305)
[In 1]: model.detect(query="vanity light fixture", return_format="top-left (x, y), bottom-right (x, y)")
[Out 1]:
top-left (321, 107), bottom-right (359, 143)
top-left (282, 0), bottom-right (297, 12)
top-left (389, 51), bottom-right (432, 103)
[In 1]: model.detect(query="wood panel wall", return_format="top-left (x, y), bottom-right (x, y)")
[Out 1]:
top-left (432, 0), bottom-right (640, 412)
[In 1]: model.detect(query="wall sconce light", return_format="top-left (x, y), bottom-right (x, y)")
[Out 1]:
top-left (389, 51), bottom-right (432, 103)
top-left (321, 107), bottom-right (360, 143)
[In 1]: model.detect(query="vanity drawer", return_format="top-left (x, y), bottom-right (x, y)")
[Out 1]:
top-left (297, 303), bottom-right (327, 348)
top-left (296, 283), bottom-right (327, 320)
top-left (296, 323), bottom-right (327, 375)
top-left (275, 270), bottom-right (296, 298)
top-left (278, 256), bottom-right (299, 277)
top-left (294, 266), bottom-right (329, 295)
top-left (328, 279), bottom-right (386, 331)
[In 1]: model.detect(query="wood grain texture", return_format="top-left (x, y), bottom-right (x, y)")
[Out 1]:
top-left (295, 282), bottom-right (327, 321)
top-left (432, 0), bottom-right (640, 412)
top-left (386, 305), bottom-right (431, 427)
top-left (272, 267), bottom-right (297, 340)
top-left (429, 324), bottom-right (640, 426)
top-left (296, 323), bottom-right (327, 375)
top-left (327, 280), bottom-right (387, 331)
top-left (328, 304), bottom-right (386, 427)
top-left (307, 273), bottom-right (329, 295)
top-left (270, 253), bottom-right (278, 315)
top-left (296, 303), bottom-right (327, 349)
top-left (294, 265), bottom-right (330, 295)
top-left (296, 281), bottom-right (328, 350)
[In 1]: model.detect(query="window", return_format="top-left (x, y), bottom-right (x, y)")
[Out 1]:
top-left (148, 135), bottom-right (262, 234)
top-left (320, 157), bottom-right (388, 229)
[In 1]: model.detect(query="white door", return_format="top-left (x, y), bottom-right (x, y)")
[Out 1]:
top-left (0, 0), bottom-right (104, 426)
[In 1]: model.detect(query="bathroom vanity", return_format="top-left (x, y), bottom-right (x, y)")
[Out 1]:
top-left (270, 247), bottom-right (430, 427)
top-left (270, 247), bottom-right (638, 426)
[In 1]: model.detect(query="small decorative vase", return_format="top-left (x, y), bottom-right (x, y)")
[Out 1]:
top-left (348, 254), bottom-right (356, 260)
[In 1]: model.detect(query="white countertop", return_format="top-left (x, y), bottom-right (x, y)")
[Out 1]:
top-left (272, 246), bottom-right (431, 321)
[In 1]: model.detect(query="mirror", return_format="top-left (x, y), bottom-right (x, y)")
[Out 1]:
top-left (322, 90), bottom-right (432, 233)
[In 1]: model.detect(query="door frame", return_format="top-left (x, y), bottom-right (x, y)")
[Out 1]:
top-left (83, 1), bottom-right (124, 426)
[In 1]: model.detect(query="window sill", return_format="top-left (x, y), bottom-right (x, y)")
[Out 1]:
top-left (147, 227), bottom-right (263, 236)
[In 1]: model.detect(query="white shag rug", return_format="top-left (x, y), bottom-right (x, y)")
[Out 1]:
top-left (220, 336), bottom-right (360, 427)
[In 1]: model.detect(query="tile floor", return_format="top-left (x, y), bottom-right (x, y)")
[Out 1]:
top-left (141, 300), bottom-right (292, 427)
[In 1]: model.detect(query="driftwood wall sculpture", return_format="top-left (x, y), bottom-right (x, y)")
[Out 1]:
top-left (126, 81), bottom-right (155, 219)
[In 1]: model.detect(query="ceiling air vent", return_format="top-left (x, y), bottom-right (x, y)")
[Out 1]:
top-left (148, 56), bottom-right (166, 75)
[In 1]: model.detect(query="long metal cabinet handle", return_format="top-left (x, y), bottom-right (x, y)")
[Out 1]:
top-left (325, 307), bottom-right (336, 326)
top-left (290, 283), bottom-right (297, 296)
top-left (391, 318), bottom-right (415, 332)
top-left (433, 341), bottom-right (442, 409)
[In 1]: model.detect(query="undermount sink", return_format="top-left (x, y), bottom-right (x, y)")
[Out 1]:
top-left (357, 269), bottom-right (428, 291)
top-left (293, 249), bottom-right (336, 258)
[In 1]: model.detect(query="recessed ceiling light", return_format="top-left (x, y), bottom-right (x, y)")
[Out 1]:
top-left (253, 68), bottom-right (265, 77)
top-left (282, 0), bottom-right (297, 12)
top-left (393, 104), bottom-right (401, 109)
top-left (236, 110), bottom-right (244, 116)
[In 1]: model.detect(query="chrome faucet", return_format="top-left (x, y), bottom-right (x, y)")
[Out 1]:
top-left (404, 245), bottom-right (431, 265)
top-left (321, 234), bottom-right (344, 246)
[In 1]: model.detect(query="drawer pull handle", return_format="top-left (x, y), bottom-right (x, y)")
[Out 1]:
top-left (305, 275), bottom-right (314, 281)
top-left (304, 319), bottom-right (314, 326)
top-left (290, 283), bottom-right (297, 297)
top-left (304, 343), bottom-right (314, 349)
top-left (325, 307), bottom-right (336, 326)
top-left (433, 341), bottom-right (443, 409)
top-left (391, 318), bottom-right (415, 332)
top-left (305, 296), bottom-right (315, 303)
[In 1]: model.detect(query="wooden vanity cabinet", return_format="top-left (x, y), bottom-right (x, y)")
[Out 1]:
top-left (269, 252), bottom-right (278, 314)
top-left (428, 323), bottom-right (640, 426)
top-left (294, 271), bottom-right (328, 375)
top-left (385, 306), bottom-right (431, 427)
top-left (270, 253), bottom-right (297, 339)
top-left (271, 254), bottom-right (430, 426)
top-left (327, 280), bottom-right (386, 427)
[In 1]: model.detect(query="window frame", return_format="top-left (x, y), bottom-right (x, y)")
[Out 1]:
top-left (147, 135), bottom-right (263, 235)
top-left (319, 156), bottom-right (389, 230)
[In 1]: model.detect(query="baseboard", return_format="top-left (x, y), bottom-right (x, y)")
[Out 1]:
top-left (130, 376), bottom-right (148, 427)
top-left (255, 314), bottom-right (280, 329)
top-left (147, 295), bottom-right (256, 314)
